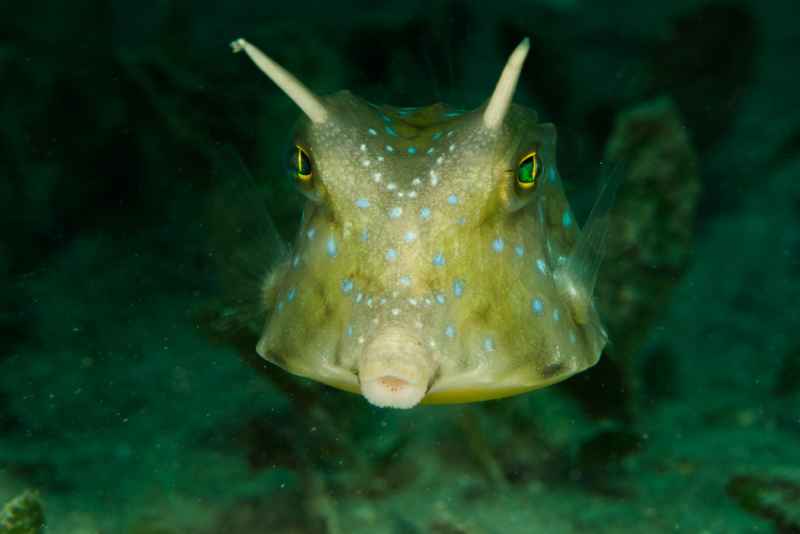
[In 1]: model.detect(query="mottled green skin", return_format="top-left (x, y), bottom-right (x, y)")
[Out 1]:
top-left (257, 91), bottom-right (606, 403)
top-left (0, 491), bottom-right (44, 534)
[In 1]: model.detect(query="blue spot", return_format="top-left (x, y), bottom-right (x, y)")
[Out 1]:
top-left (447, 194), bottom-right (458, 205)
top-left (361, 229), bottom-right (369, 241)
top-left (385, 144), bottom-right (395, 152)
top-left (444, 111), bottom-right (463, 118)
top-left (435, 293), bottom-right (446, 304)
top-left (445, 325), bottom-right (456, 338)
top-left (306, 228), bottom-right (316, 240)
top-left (407, 146), bottom-right (417, 155)
top-left (420, 207), bottom-right (432, 220)
top-left (368, 128), bottom-right (377, 136)
top-left (346, 324), bottom-right (353, 337)
top-left (457, 216), bottom-right (466, 225)
top-left (553, 308), bottom-right (561, 321)
top-left (562, 210), bottom-right (573, 228)
top-left (432, 131), bottom-right (443, 141)
top-left (287, 288), bottom-right (297, 302)
top-left (404, 231), bottom-right (417, 243)
top-left (382, 114), bottom-right (393, 124)
top-left (385, 125), bottom-right (398, 137)
top-left (388, 206), bottom-right (403, 219)
top-left (326, 237), bottom-right (337, 257)
top-left (433, 252), bottom-right (446, 266)
top-left (492, 238), bottom-right (504, 253)
top-left (341, 278), bottom-right (353, 294)
top-left (385, 248), bottom-right (398, 262)
top-left (277, 301), bottom-right (284, 312)
top-left (453, 279), bottom-right (465, 298)
top-left (397, 109), bottom-right (412, 117)
top-left (515, 244), bottom-right (525, 257)
top-left (548, 167), bottom-right (557, 183)
top-left (355, 198), bottom-right (370, 208)
top-left (427, 147), bottom-right (435, 155)
top-left (536, 258), bottom-right (547, 274)
top-left (569, 331), bottom-right (577, 344)
top-left (483, 337), bottom-right (496, 352)
top-left (399, 275), bottom-right (412, 287)
top-left (531, 298), bottom-right (544, 315)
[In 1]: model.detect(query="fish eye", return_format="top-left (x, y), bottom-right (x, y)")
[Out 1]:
top-left (517, 151), bottom-right (541, 190)
top-left (288, 145), bottom-right (313, 182)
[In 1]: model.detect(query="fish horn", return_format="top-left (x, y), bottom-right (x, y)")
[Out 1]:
top-left (482, 37), bottom-right (530, 130)
top-left (231, 38), bottom-right (328, 124)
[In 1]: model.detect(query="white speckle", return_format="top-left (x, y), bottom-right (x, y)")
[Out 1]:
top-left (492, 238), bottom-right (504, 253)
top-left (536, 258), bottom-right (548, 275)
top-left (292, 255), bottom-right (300, 267)
top-left (377, 155), bottom-right (384, 162)
top-left (385, 248), bottom-right (398, 262)
top-left (445, 325), bottom-right (456, 338)
top-left (360, 143), bottom-right (367, 152)
top-left (368, 128), bottom-right (377, 136)
top-left (361, 159), bottom-right (371, 167)
top-left (515, 244), bottom-right (525, 257)
top-left (420, 207), bottom-right (432, 220)
top-left (399, 275), bottom-right (412, 287)
top-left (435, 293), bottom-right (446, 304)
top-left (427, 147), bottom-right (435, 155)
top-left (429, 170), bottom-right (440, 186)
top-left (355, 292), bottom-right (364, 303)
top-left (355, 198), bottom-right (370, 208)
top-left (367, 297), bottom-right (374, 307)
top-left (397, 191), bottom-right (405, 198)
top-left (447, 130), bottom-right (455, 137)
top-left (407, 298), bottom-right (418, 306)
top-left (424, 297), bottom-right (432, 306)
top-left (326, 237), bottom-right (337, 257)
top-left (429, 339), bottom-right (437, 349)
top-left (408, 191), bottom-right (418, 198)
top-left (483, 337), bottom-right (496, 352)
top-left (411, 178), bottom-right (422, 186)
top-left (404, 231), bottom-right (417, 243)
top-left (436, 156), bottom-right (445, 165)
top-left (385, 145), bottom-right (394, 152)
top-left (447, 194), bottom-right (458, 205)
top-left (372, 317), bottom-right (379, 325)
top-left (391, 308), bottom-right (401, 316)
top-left (391, 290), bottom-right (399, 298)
top-left (388, 206), bottom-right (403, 219)
top-left (372, 171), bottom-right (383, 182)
top-left (387, 182), bottom-right (398, 191)
top-left (358, 336), bottom-right (365, 344)
top-left (307, 228), bottom-right (316, 240)
top-left (449, 144), bottom-right (456, 152)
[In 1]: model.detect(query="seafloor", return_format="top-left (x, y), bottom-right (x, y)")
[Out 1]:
top-left (1, 1), bottom-right (799, 533)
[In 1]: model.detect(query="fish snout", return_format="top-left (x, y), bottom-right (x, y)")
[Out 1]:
top-left (358, 327), bottom-right (437, 409)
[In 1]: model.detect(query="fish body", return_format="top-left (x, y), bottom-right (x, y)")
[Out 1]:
top-left (232, 38), bottom-right (612, 408)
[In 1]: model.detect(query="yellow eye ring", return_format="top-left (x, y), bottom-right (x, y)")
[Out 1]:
top-left (517, 151), bottom-right (541, 190)
top-left (289, 145), bottom-right (313, 182)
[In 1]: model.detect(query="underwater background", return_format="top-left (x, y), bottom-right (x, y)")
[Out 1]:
top-left (2, 0), bottom-right (799, 532)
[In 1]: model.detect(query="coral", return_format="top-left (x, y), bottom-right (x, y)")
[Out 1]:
top-left (727, 474), bottom-right (800, 533)
top-left (0, 491), bottom-right (44, 534)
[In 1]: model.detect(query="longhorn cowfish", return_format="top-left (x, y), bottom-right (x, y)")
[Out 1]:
top-left (230, 37), bottom-right (616, 409)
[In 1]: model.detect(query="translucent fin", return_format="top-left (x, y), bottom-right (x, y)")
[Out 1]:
top-left (565, 161), bottom-right (625, 296)
top-left (201, 144), bottom-right (289, 338)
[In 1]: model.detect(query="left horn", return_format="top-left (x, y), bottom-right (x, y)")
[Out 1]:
top-left (482, 37), bottom-right (530, 130)
top-left (231, 38), bottom-right (328, 124)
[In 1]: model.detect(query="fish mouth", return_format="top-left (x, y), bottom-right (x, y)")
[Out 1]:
top-left (358, 327), bottom-right (437, 409)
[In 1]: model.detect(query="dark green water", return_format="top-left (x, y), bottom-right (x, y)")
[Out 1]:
top-left (2, 1), bottom-right (799, 532)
